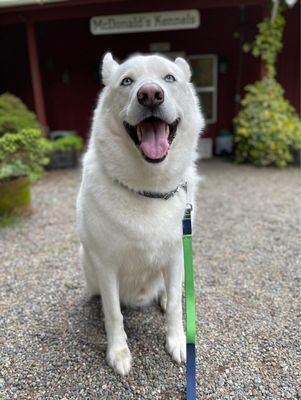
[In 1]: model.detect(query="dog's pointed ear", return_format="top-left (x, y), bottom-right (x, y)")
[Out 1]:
top-left (102, 52), bottom-right (119, 86)
top-left (175, 57), bottom-right (191, 82)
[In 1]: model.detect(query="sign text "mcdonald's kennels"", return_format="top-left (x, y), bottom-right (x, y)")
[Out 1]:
top-left (90, 10), bottom-right (200, 35)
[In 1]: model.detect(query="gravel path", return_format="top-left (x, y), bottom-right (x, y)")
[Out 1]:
top-left (0, 159), bottom-right (300, 399)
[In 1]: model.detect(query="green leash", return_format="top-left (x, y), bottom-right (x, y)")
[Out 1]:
top-left (183, 204), bottom-right (196, 399)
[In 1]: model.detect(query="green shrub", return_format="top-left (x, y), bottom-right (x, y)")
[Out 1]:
top-left (0, 93), bottom-right (41, 136)
top-left (235, 78), bottom-right (301, 167)
top-left (43, 134), bottom-right (84, 153)
top-left (235, 4), bottom-right (301, 167)
top-left (0, 129), bottom-right (49, 182)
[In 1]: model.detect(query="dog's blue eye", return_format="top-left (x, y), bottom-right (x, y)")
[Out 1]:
top-left (121, 77), bottom-right (133, 86)
top-left (164, 74), bottom-right (176, 83)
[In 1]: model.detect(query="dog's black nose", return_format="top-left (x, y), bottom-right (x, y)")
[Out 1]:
top-left (137, 84), bottom-right (164, 107)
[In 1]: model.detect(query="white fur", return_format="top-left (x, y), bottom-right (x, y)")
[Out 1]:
top-left (76, 53), bottom-right (204, 376)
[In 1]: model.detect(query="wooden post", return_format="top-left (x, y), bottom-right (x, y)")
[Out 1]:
top-left (26, 21), bottom-right (48, 132)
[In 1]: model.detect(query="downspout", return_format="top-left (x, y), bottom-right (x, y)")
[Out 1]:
top-left (26, 21), bottom-right (48, 133)
top-left (234, 5), bottom-right (246, 114)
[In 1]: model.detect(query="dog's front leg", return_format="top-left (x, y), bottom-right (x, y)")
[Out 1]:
top-left (98, 267), bottom-right (132, 376)
top-left (164, 246), bottom-right (186, 363)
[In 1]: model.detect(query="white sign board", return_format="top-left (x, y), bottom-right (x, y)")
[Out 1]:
top-left (90, 10), bottom-right (200, 35)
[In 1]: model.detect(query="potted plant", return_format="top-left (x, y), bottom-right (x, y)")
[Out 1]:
top-left (45, 132), bottom-right (84, 170)
top-left (0, 129), bottom-right (48, 217)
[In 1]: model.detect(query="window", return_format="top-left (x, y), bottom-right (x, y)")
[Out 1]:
top-left (189, 54), bottom-right (218, 124)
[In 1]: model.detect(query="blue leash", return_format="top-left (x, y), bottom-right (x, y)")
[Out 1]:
top-left (186, 344), bottom-right (196, 400)
top-left (183, 205), bottom-right (196, 399)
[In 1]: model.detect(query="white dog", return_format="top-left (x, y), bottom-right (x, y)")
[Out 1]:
top-left (76, 52), bottom-right (204, 376)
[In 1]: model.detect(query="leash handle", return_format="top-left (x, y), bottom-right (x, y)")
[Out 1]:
top-left (183, 205), bottom-right (196, 399)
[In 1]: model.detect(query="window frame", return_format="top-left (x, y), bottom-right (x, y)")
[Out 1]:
top-left (188, 54), bottom-right (218, 124)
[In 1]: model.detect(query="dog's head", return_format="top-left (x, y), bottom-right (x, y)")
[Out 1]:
top-left (93, 53), bottom-right (204, 185)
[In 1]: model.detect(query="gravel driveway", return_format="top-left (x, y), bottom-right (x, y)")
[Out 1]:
top-left (0, 159), bottom-right (300, 399)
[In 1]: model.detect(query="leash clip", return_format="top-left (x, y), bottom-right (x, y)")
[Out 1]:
top-left (183, 203), bottom-right (193, 236)
top-left (185, 203), bottom-right (193, 213)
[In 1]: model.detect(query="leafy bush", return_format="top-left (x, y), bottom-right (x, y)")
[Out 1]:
top-left (0, 129), bottom-right (49, 182)
top-left (0, 93), bottom-right (41, 136)
top-left (235, 79), bottom-right (301, 166)
top-left (235, 4), bottom-right (301, 167)
top-left (43, 134), bottom-right (84, 153)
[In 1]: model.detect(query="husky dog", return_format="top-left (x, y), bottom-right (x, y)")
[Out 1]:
top-left (76, 53), bottom-right (204, 376)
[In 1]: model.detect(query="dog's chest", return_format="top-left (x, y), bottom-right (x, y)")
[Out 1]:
top-left (108, 198), bottom-right (184, 268)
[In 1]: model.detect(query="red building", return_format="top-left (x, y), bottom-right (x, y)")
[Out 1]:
top-left (0, 0), bottom-right (300, 148)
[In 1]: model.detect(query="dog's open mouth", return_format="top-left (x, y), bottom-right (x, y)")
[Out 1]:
top-left (123, 117), bottom-right (180, 163)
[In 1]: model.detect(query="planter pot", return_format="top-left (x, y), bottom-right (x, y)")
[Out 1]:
top-left (198, 138), bottom-right (213, 159)
top-left (291, 149), bottom-right (301, 166)
top-left (0, 176), bottom-right (31, 216)
top-left (46, 150), bottom-right (78, 170)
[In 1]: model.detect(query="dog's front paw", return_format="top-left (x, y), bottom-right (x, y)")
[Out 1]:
top-left (107, 343), bottom-right (132, 376)
top-left (166, 333), bottom-right (186, 364)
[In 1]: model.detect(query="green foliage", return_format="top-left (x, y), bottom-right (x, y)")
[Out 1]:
top-left (235, 78), bottom-right (301, 167)
top-left (0, 129), bottom-right (49, 181)
top-left (43, 134), bottom-right (84, 153)
top-left (235, 4), bottom-right (301, 167)
top-left (0, 93), bottom-right (41, 136)
top-left (243, 7), bottom-right (285, 79)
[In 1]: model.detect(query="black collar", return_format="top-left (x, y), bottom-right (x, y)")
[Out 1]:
top-left (115, 180), bottom-right (187, 200)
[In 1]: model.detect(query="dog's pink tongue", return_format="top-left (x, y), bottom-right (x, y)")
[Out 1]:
top-left (139, 120), bottom-right (169, 160)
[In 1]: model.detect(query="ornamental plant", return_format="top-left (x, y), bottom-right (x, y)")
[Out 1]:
top-left (235, 2), bottom-right (301, 167)
top-left (43, 134), bottom-right (84, 153)
top-left (0, 129), bottom-right (49, 182)
top-left (0, 93), bottom-right (41, 136)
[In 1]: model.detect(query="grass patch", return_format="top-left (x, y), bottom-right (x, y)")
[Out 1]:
top-left (0, 214), bottom-right (20, 227)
